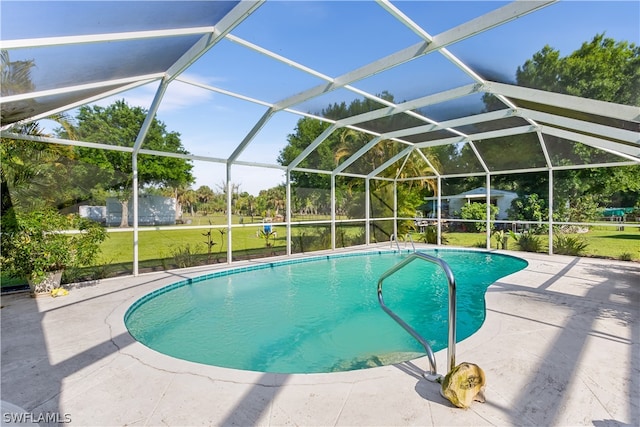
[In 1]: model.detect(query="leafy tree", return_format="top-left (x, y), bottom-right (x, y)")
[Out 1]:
top-left (58, 100), bottom-right (194, 226)
top-left (215, 180), bottom-right (245, 215)
top-left (0, 117), bottom-right (105, 216)
top-left (1, 51), bottom-right (88, 214)
top-left (278, 118), bottom-right (336, 190)
top-left (196, 185), bottom-right (215, 204)
top-left (516, 34), bottom-right (639, 105)
top-left (2, 124), bottom-right (60, 214)
top-left (507, 193), bottom-right (547, 222)
top-left (484, 34), bottom-right (640, 210)
top-left (177, 187), bottom-right (197, 217)
top-left (235, 192), bottom-right (255, 221)
top-left (256, 185), bottom-right (286, 218)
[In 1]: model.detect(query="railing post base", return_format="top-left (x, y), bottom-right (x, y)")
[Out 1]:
top-left (424, 372), bottom-right (443, 382)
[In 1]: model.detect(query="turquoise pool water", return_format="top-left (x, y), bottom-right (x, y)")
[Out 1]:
top-left (125, 249), bottom-right (527, 373)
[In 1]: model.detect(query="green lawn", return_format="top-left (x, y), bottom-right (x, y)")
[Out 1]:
top-left (2, 220), bottom-right (637, 288)
top-left (443, 228), bottom-right (640, 261)
top-left (97, 223), bottom-right (286, 266)
top-left (96, 222), bottom-right (640, 271)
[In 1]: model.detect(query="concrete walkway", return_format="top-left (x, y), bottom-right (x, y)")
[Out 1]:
top-left (1, 248), bottom-right (638, 426)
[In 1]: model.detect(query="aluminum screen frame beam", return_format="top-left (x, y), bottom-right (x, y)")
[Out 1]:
top-left (262, 0), bottom-right (554, 173)
top-left (165, 1), bottom-right (265, 84)
top-left (540, 127), bottom-right (640, 161)
top-left (486, 81), bottom-right (640, 122)
top-left (521, 109), bottom-right (639, 145)
top-left (1, 27), bottom-right (216, 50)
top-left (0, 77), bottom-right (160, 132)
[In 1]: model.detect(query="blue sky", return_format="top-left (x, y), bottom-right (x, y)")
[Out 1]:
top-left (25, 1), bottom-right (640, 195)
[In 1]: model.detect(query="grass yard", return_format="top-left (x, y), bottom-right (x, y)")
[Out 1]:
top-left (98, 224), bottom-right (286, 263)
top-left (2, 220), bottom-right (637, 289)
top-left (105, 223), bottom-right (637, 266)
top-left (442, 227), bottom-right (639, 261)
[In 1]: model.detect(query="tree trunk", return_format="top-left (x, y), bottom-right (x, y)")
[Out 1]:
top-left (175, 200), bottom-right (181, 221)
top-left (120, 200), bottom-right (129, 227)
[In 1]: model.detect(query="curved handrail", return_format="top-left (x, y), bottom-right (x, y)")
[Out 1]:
top-left (405, 233), bottom-right (416, 251)
top-left (389, 233), bottom-right (401, 251)
top-left (377, 251), bottom-right (457, 380)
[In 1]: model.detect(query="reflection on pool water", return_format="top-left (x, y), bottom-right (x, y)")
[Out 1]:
top-left (125, 249), bottom-right (527, 373)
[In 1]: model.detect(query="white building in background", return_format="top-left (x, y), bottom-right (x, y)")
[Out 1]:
top-left (80, 196), bottom-right (177, 226)
top-left (420, 187), bottom-right (519, 220)
top-left (447, 187), bottom-right (517, 220)
top-left (78, 205), bottom-right (107, 224)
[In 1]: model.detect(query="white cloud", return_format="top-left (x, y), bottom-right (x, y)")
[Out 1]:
top-left (96, 72), bottom-right (223, 113)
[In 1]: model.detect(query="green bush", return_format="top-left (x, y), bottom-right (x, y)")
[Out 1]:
top-left (507, 193), bottom-right (546, 222)
top-left (493, 229), bottom-right (509, 249)
top-left (460, 203), bottom-right (499, 232)
top-left (0, 208), bottom-right (107, 285)
top-left (171, 244), bottom-right (200, 268)
top-left (509, 230), bottom-right (543, 252)
top-left (420, 225), bottom-right (448, 244)
top-left (553, 234), bottom-right (588, 256)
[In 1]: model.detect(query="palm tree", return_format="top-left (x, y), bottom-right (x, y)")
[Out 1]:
top-left (174, 186), bottom-right (197, 218)
top-left (1, 122), bottom-right (78, 215)
top-left (196, 185), bottom-right (215, 204)
top-left (334, 127), bottom-right (438, 187)
top-left (1, 49), bottom-right (36, 126)
top-left (333, 127), bottom-right (441, 224)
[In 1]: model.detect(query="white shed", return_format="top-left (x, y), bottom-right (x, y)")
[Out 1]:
top-left (105, 196), bottom-right (177, 227)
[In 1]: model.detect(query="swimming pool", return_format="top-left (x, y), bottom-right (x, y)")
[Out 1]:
top-left (125, 249), bottom-right (527, 374)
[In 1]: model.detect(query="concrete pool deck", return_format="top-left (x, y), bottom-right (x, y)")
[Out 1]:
top-left (1, 247), bottom-right (638, 426)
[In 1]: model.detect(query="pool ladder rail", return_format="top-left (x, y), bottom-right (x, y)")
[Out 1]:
top-left (389, 233), bottom-right (416, 252)
top-left (377, 251), bottom-right (457, 382)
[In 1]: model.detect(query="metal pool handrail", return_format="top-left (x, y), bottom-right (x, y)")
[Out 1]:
top-left (389, 233), bottom-right (401, 251)
top-left (377, 251), bottom-right (457, 381)
top-left (405, 233), bottom-right (416, 251)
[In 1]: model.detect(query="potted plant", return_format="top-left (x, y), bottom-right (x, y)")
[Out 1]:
top-left (1, 207), bottom-right (107, 296)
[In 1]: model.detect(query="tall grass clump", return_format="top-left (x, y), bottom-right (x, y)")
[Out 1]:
top-left (553, 234), bottom-right (588, 256)
top-left (510, 230), bottom-right (543, 252)
top-left (421, 225), bottom-right (448, 244)
top-left (171, 244), bottom-right (199, 268)
top-left (619, 252), bottom-right (632, 261)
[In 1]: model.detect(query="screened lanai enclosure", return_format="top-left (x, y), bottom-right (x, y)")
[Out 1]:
top-left (1, 0), bottom-right (639, 279)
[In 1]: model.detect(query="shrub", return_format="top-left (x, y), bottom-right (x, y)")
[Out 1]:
top-left (420, 225), bottom-right (448, 244)
top-left (555, 194), bottom-right (601, 223)
top-left (460, 203), bottom-right (499, 232)
top-left (509, 230), bottom-right (542, 252)
top-left (507, 193), bottom-right (546, 222)
top-left (553, 234), bottom-right (588, 256)
top-left (0, 208), bottom-right (107, 285)
top-left (171, 244), bottom-right (199, 268)
top-left (493, 229), bottom-right (509, 249)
